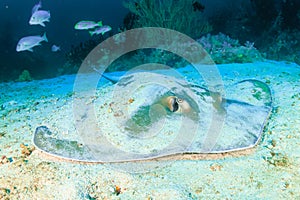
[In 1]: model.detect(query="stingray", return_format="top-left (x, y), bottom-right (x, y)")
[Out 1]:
top-left (33, 70), bottom-right (272, 162)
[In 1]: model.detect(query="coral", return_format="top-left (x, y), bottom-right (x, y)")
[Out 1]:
top-left (197, 33), bottom-right (263, 64)
top-left (249, 0), bottom-right (300, 64)
top-left (281, 0), bottom-right (300, 29)
top-left (58, 36), bottom-right (106, 75)
top-left (208, 0), bottom-right (299, 65)
top-left (16, 70), bottom-right (32, 82)
top-left (108, 33), bottom-right (264, 72)
top-left (251, 0), bottom-right (278, 28)
top-left (123, 0), bottom-right (211, 38)
top-left (268, 32), bottom-right (296, 58)
top-left (108, 48), bottom-right (188, 72)
top-left (259, 29), bottom-right (300, 65)
top-left (120, 12), bottom-right (139, 31)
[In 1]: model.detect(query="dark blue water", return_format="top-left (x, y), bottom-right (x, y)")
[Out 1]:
top-left (0, 0), bottom-right (126, 45)
top-left (0, 0), bottom-right (127, 80)
top-left (0, 0), bottom-right (299, 81)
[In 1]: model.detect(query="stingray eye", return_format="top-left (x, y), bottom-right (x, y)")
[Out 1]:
top-left (171, 99), bottom-right (179, 112)
top-left (168, 97), bottom-right (179, 112)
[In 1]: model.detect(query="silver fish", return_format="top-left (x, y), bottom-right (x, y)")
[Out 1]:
top-left (29, 10), bottom-right (50, 27)
top-left (51, 45), bottom-right (61, 52)
top-left (89, 25), bottom-right (112, 36)
top-left (16, 33), bottom-right (48, 52)
top-left (74, 20), bottom-right (102, 30)
top-left (32, 0), bottom-right (42, 14)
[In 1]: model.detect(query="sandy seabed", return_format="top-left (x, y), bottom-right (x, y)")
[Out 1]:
top-left (0, 61), bottom-right (299, 199)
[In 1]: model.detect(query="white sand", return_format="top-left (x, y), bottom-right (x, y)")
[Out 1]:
top-left (0, 60), bottom-right (299, 199)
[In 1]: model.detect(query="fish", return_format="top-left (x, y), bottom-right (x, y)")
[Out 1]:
top-left (29, 10), bottom-right (50, 27)
top-left (51, 45), bottom-right (61, 52)
top-left (74, 20), bottom-right (102, 30)
top-left (89, 25), bottom-right (112, 36)
top-left (32, 0), bottom-right (42, 14)
top-left (32, 69), bottom-right (273, 162)
top-left (16, 33), bottom-right (48, 52)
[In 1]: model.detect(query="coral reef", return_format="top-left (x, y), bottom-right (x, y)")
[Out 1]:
top-left (262, 29), bottom-right (300, 64)
top-left (123, 0), bottom-right (211, 38)
top-left (120, 12), bottom-right (139, 31)
top-left (95, 32), bottom-right (264, 73)
top-left (16, 70), bottom-right (32, 82)
top-left (251, 0), bottom-right (278, 29)
top-left (104, 33), bottom-right (263, 72)
top-left (197, 33), bottom-right (263, 64)
top-left (209, 0), bottom-right (300, 64)
top-left (58, 36), bottom-right (106, 75)
top-left (109, 48), bottom-right (188, 72)
top-left (56, 1), bottom-right (300, 78)
top-left (250, 0), bottom-right (300, 64)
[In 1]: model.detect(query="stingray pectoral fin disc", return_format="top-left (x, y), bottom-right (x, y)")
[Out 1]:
top-left (32, 79), bottom-right (272, 162)
top-left (33, 126), bottom-right (95, 161)
top-left (205, 79), bottom-right (273, 153)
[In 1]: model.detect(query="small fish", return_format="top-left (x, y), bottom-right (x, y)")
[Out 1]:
top-left (89, 25), bottom-right (112, 36)
top-left (16, 33), bottom-right (48, 52)
top-left (51, 45), bottom-right (61, 52)
top-left (29, 10), bottom-right (50, 27)
top-left (74, 20), bottom-right (102, 30)
top-left (32, 1), bottom-right (42, 14)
